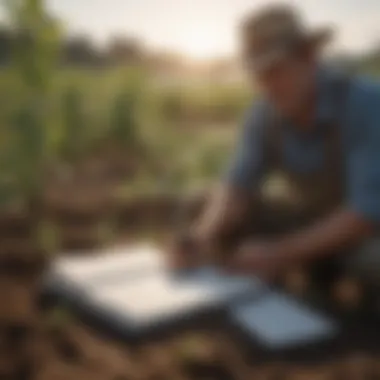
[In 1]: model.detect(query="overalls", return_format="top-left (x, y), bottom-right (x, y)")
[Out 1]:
top-left (238, 74), bottom-right (380, 295)
top-left (255, 74), bottom-right (348, 291)
top-left (224, 75), bottom-right (368, 294)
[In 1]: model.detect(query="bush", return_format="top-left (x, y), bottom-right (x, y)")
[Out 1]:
top-left (60, 87), bottom-right (88, 163)
top-left (109, 88), bottom-right (140, 148)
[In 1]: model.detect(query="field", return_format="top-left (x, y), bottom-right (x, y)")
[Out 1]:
top-left (0, 66), bottom-right (251, 201)
top-left (3, 1), bottom-right (380, 377)
top-left (0, 61), bottom-right (260, 379)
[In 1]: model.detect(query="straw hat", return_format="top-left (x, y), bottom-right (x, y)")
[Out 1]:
top-left (240, 3), bottom-right (333, 71)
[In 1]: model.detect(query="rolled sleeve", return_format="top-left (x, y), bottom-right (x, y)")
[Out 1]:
top-left (224, 100), bottom-right (266, 190)
top-left (347, 88), bottom-right (380, 223)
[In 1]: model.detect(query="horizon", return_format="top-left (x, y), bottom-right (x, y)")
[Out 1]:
top-left (1, 0), bottom-right (380, 61)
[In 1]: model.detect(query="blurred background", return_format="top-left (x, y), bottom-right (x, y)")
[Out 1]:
top-left (2, 0), bottom-right (380, 250)
top-left (1, 1), bottom-right (380, 379)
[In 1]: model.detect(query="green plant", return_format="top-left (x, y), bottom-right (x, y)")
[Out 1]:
top-left (7, 0), bottom-right (61, 93)
top-left (197, 145), bottom-right (227, 179)
top-left (11, 99), bottom-right (47, 199)
top-left (1, 0), bottom-right (61, 206)
top-left (158, 87), bottom-right (184, 123)
top-left (108, 69), bottom-right (147, 146)
top-left (109, 88), bottom-right (139, 146)
top-left (60, 87), bottom-right (87, 162)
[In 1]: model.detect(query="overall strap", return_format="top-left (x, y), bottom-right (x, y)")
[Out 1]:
top-left (325, 72), bottom-right (351, 191)
top-left (330, 72), bottom-right (351, 123)
top-left (262, 101), bottom-right (283, 170)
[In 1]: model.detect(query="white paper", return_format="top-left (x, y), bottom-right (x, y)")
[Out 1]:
top-left (87, 268), bottom-right (262, 329)
top-left (51, 243), bottom-right (163, 285)
top-left (48, 244), bottom-right (264, 334)
top-left (231, 292), bottom-right (337, 349)
top-left (91, 275), bottom-right (209, 324)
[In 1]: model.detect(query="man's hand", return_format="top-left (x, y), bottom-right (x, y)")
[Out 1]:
top-left (166, 234), bottom-right (203, 272)
top-left (168, 184), bottom-right (253, 272)
top-left (226, 240), bottom-right (285, 279)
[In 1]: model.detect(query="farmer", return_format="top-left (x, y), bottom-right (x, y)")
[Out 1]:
top-left (171, 3), bottom-right (380, 290)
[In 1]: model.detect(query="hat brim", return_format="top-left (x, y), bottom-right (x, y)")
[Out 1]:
top-left (248, 27), bottom-right (334, 72)
top-left (307, 27), bottom-right (334, 49)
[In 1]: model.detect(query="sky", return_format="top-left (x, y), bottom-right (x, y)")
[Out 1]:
top-left (7, 0), bottom-right (380, 59)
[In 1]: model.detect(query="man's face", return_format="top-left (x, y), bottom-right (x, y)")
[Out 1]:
top-left (253, 54), bottom-right (314, 117)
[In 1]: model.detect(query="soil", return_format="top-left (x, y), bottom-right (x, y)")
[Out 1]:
top-left (3, 246), bottom-right (380, 380)
top-left (24, 320), bottom-right (380, 380)
top-left (1, 169), bottom-right (379, 379)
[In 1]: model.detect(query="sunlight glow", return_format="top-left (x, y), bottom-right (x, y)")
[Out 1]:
top-left (179, 31), bottom-right (220, 60)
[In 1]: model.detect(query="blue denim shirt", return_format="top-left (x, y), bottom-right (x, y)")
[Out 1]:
top-left (225, 67), bottom-right (380, 223)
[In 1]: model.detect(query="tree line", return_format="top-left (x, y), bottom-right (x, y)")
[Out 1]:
top-left (0, 24), bottom-right (203, 71)
top-left (0, 16), bottom-right (379, 73)
top-left (0, 26), bottom-right (147, 67)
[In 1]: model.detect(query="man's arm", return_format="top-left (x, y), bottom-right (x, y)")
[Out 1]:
top-left (191, 184), bottom-right (252, 248)
top-left (274, 82), bottom-right (380, 269)
top-left (189, 101), bottom-right (267, 257)
top-left (276, 209), bottom-right (373, 267)
top-left (171, 184), bottom-right (253, 270)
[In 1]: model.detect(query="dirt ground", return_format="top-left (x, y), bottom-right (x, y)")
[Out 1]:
top-left (2, 263), bottom-right (380, 380)
top-left (2, 186), bottom-right (380, 380)
top-left (4, 253), bottom-right (380, 380)
top-left (21, 318), bottom-right (380, 380)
